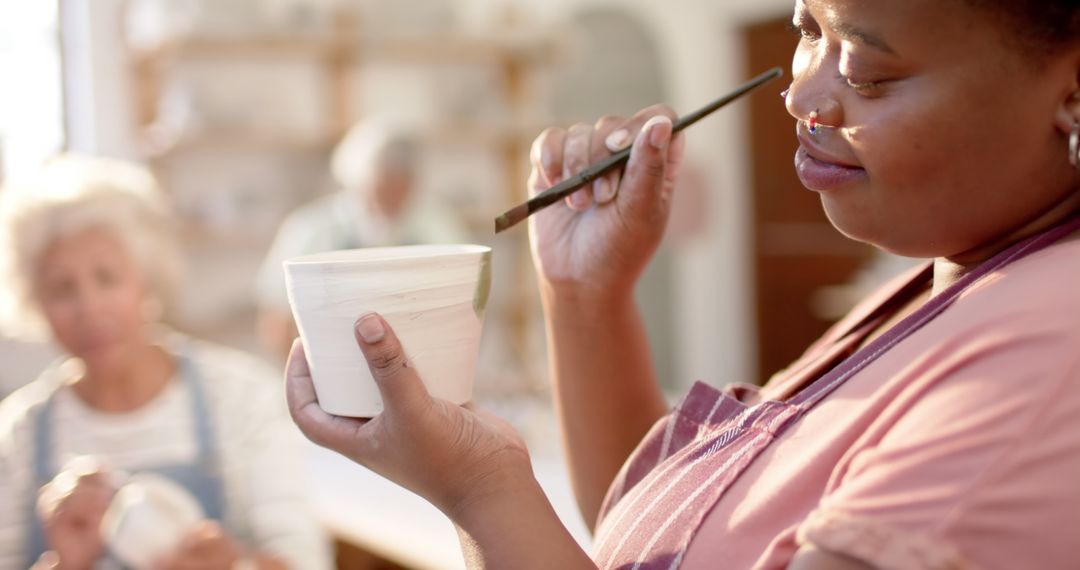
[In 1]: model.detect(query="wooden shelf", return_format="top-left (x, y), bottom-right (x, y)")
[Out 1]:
top-left (130, 32), bottom-right (563, 67)
top-left (140, 119), bottom-right (551, 160)
top-left (140, 127), bottom-right (340, 159)
top-left (131, 35), bottom-right (348, 66)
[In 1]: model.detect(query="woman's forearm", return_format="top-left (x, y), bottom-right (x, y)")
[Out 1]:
top-left (452, 473), bottom-right (595, 569)
top-left (541, 287), bottom-right (669, 529)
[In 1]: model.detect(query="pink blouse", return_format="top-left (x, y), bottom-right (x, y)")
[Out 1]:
top-left (669, 235), bottom-right (1080, 568)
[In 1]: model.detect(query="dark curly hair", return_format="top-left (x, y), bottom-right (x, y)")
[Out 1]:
top-left (965, 0), bottom-right (1080, 55)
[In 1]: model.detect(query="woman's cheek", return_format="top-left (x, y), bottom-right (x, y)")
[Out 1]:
top-left (42, 301), bottom-right (80, 351)
top-left (791, 44), bottom-right (813, 82)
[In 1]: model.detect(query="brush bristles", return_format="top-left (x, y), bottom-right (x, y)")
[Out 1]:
top-left (494, 204), bottom-right (530, 234)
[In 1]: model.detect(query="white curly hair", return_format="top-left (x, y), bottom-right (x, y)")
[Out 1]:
top-left (330, 118), bottom-right (419, 191)
top-left (0, 154), bottom-right (182, 339)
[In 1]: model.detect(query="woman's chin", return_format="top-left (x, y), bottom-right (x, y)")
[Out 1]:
top-left (820, 202), bottom-right (946, 258)
top-left (819, 198), bottom-right (878, 244)
top-left (76, 342), bottom-right (129, 373)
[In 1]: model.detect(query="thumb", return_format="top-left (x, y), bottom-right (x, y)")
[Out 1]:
top-left (180, 520), bottom-right (221, 549)
top-left (354, 313), bottom-right (430, 415)
top-left (619, 115), bottom-right (674, 222)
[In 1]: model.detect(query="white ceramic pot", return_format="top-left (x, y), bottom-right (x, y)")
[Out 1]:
top-left (285, 244), bottom-right (492, 417)
top-left (100, 473), bottom-right (205, 569)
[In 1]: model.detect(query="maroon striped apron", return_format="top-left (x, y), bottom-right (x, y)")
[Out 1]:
top-left (591, 215), bottom-right (1080, 569)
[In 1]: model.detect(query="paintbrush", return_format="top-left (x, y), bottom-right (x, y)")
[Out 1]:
top-left (494, 66), bottom-right (783, 234)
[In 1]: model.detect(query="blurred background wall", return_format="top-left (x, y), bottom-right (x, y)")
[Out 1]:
top-left (0, 1), bottom-right (900, 567)
top-left (0, 0), bottom-right (886, 402)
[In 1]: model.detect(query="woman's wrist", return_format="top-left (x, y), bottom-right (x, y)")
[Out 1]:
top-left (443, 448), bottom-right (537, 525)
top-left (539, 280), bottom-right (635, 321)
top-left (447, 468), bottom-right (543, 530)
top-left (449, 471), bottom-right (595, 568)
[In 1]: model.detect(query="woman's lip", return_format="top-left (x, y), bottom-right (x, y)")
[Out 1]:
top-left (795, 146), bottom-right (867, 192)
top-left (78, 331), bottom-right (118, 352)
top-left (796, 133), bottom-right (862, 167)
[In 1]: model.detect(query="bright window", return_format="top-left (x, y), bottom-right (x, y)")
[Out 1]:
top-left (0, 0), bottom-right (64, 180)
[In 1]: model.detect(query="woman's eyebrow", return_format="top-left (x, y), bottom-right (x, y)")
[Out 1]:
top-left (828, 15), bottom-right (896, 54)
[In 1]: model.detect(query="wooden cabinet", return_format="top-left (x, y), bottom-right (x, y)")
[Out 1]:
top-left (744, 18), bottom-right (876, 383)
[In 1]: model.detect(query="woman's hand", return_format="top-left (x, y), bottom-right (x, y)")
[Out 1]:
top-left (151, 521), bottom-right (240, 570)
top-left (528, 105), bottom-right (686, 300)
top-left (285, 313), bottom-right (533, 519)
top-left (36, 463), bottom-right (115, 570)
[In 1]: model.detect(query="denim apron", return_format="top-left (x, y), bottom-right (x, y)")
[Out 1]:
top-left (592, 214), bottom-right (1080, 569)
top-left (25, 351), bottom-right (227, 568)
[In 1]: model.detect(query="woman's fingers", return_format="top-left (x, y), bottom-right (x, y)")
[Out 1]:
top-left (563, 123), bottom-right (594, 210)
top-left (284, 339), bottom-right (323, 434)
top-left (38, 469), bottom-right (112, 524)
top-left (354, 313), bottom-right (431, 417)
top-left (530, 127), bottom-right (566, 191)
top-left (663, 132), bottom-right (688, 202)
top-left (592, 115), bottom-right (625, 204)
top-left (527, 104), bottom-right (678, 211)
top-left (620, 115), bottom-right (676, 221)
top-left (284, 340), bottom-right (368, 454)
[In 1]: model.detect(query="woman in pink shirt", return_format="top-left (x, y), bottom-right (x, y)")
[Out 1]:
top-left (285, 0), bottom-right (1080, 568)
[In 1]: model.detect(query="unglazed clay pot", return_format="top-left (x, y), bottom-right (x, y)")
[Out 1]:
top-left (285, 244), bottom-right (492, 417)
top-left (100, 473), bottom-right (205, 569)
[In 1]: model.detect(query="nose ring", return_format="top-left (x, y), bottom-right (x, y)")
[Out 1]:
top-left (807, 110), bottom-right (820, 134)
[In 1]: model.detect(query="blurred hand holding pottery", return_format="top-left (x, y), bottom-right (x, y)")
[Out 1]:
top-left (100, 473), bottom-right (205, 569)
top-left (285, 244), bottom-right (493, 417)
top-left (36, 457), bottom-right (206, 570)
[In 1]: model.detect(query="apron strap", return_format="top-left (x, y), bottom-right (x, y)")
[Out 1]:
top-left (32, 392), bottom-right (57, 488)
top-left (176, 352), bottom-right (218, 468)
top-left (790, 212), bottom-right (1080, 411)
top-left (172, 346), bottom-right (227, 523)
top-left (27, 380), bottom-right (64, 568)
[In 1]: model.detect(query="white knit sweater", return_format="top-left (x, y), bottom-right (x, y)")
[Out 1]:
top-left (0, 335), bottom-right (332, 570)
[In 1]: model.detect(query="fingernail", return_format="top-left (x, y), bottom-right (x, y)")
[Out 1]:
top-left (541, 150), bottom-right (554, 172)
top-left (356, 314), bottom-right (385, 344)
top-left (606, 129), bottom-right (631, 151)
top-left (646, 116), bottom-right (672, 149)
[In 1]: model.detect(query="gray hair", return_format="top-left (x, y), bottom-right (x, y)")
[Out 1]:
top-left (330, 119), bottom-right (419, 191)
top-left (0, 154), bottom-right (182, 339)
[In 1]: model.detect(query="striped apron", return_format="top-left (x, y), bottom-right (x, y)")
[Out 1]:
top-left (592, 214), bottom-right (1080, 569)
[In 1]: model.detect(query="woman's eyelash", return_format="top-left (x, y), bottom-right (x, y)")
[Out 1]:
top-left (786, 20), bottom-right (821, 42)
top-left (846, 79), bottom-right (881, 89)
top-left (842, 75), bottom-right (888, 95)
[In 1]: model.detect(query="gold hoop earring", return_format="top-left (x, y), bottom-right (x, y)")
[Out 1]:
top-left (1070, 122), bottom-right (1080, 170)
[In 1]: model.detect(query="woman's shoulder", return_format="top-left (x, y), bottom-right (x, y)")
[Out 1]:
top-left (960, 235), bottom-right (1080, 321)
top-left (174, 335), bottom-right (279, 390)
top-left (0, 362), bottom-right (70, 453)
top-left (167, 333), bottom-right (287, 420)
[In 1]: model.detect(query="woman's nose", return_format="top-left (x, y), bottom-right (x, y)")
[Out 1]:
top-left (71, 282), bottom-right (109, 318)
top-left (784, 53), bottom-right (844, 131)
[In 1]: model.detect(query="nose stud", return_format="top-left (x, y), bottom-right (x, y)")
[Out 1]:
top-left (807, 109), bottom-right (820, 134)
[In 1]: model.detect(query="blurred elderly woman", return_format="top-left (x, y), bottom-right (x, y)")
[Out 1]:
top-left (255, 118), bottom-right (464, 361)
top-left (0, 155), bottom-right (331, 570)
